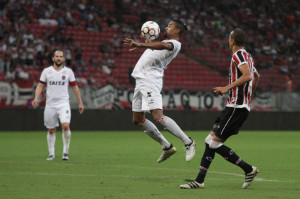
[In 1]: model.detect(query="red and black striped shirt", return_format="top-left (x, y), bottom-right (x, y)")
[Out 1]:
top-left (226, 49), bottom-right (256, 111)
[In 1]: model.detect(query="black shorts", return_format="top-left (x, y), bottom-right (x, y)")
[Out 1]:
top-left (212, 107), bottom-right (249, 141)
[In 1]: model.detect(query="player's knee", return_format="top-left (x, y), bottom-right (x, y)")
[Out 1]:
top-left (133, 118), bottom-right (145, 126)
top-left (62, 127), bottom-right (70, 132)
top-left (155, 115), bottom-right (166, 125)
top-left (48, 128), bottom-right (56, 134)
top-left (205, 134), bottom-right (213, 144)
top-left (151, 110), bottom-right (163, 122)
top-left (209, 140), bottom-right (223, 149)
top-left (61, 124), bottom-right (70, 131)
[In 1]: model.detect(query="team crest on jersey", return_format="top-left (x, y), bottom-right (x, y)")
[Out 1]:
top-left (62, 75), bottom-right (66, 80)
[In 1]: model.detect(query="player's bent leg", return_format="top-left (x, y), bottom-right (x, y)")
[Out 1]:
top-left (134, 111), bottom-right (173, 162)
top-left (139, 118), bottom-right (171, 149)
top-left (153, 110), bottom-right (196, 162)
top-left (61, 123), bottom-right (71, 160)
top-left (194, 133), bottom-right (216, 183)
top-left (155, 114), bottom-right (191, 144)
top-left (209, 138), bottom-right (255, 187)
top-left (208, 139), bottom-right (223, 149)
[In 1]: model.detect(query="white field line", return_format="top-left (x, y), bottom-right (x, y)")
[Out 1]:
top-left (0, 171), bottom-right (295, 183)
top-left (0, 172), bottom-right (251, 182)
top-left (0, 161), bottom-right (296, 183)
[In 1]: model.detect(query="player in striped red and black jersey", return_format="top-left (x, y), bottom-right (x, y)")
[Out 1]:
top-left (180, 29), bottom-right (261, 189)
top-left (227, 47), bottom-right (257, 110)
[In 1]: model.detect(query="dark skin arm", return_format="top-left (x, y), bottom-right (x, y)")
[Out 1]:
top-left (123, 38), bottom-right (173, 51)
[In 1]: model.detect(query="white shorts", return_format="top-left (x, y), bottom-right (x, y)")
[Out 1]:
top-left (44, 103), bottom-right (71, 129)
top-left (132, 78), bottom-right (163, 112)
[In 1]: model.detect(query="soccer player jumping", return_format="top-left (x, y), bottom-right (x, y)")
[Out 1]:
top-left (123, 20), bottom-right (196, 163)
top-left (180, 28), bottom-right (260, 189)
top-left (32, 50), bottom-right (84, 161)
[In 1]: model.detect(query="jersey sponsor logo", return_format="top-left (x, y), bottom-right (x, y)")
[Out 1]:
top-left (49, 81), bottom-right (66, 85)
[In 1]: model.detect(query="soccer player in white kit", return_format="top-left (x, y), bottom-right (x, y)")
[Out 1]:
top-left (32, 50), bottom-right (84, 160)
top-left (124, 19), bottom-right (196, 163)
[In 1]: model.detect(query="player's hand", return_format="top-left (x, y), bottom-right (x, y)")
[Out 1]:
top-left (79, 103), bottom-right (84, 114)
top-left (213, 87), bottom-right (228, 96)
top-left (32, 99), bottom-right (38, 108)
top-left (123, 38), bottom-right (140, 51)
top-left (145, 39), bottom-right (151, 43)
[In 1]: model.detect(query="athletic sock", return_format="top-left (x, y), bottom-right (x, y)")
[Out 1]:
top-left (157, 115), bottom-right (191, 145)
top-left (214, 144), bottom-right (253, 174)
top-left (195, 143), bottom-right (215, 183)
top-left (62, 130), bottom-right (71, 154)
top-left (140, 119), bottom-right (171, 149)
top-left (47, 132), bottom-right (56, 156)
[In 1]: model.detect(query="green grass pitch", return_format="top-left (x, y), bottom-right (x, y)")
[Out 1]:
top-left (0, 131), bottom-right (299, 199)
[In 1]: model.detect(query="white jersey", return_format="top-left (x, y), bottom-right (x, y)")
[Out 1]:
top-left (40, 66), bottom-right (76, 106)
top-left (131, 39), bottom-right (181, 79)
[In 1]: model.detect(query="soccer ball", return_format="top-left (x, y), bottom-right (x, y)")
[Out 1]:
top-left (141, 21), bottom-right (160, 40)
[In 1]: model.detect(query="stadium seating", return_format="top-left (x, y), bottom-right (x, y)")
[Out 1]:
top-left (1, 0), bottom-right (299, 92)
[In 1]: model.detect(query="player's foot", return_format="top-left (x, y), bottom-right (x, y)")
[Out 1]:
top-left (157, 144), bottom-right (177, 163)
top-left (185, 138), bottom-right (196, 162)
top-left (180, 180), bottom-right (204, 189)
top-left (242, 166), bottom-right (259, 189)
top-left (62, 153), bottom-right (69, 160)
top-left (46, 155), bottom-right (54, 160)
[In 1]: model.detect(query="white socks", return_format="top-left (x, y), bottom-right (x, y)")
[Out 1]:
top-left (157, 115), bottom-right (191, 145)
top-left (47, 132), bottom-right (56, 156)
top-left (47, 130), bottom-right (71, 156)
top-left (62, 130), bottom-right (71, 154)
top-left (140, 119), bottom-right (171, 149)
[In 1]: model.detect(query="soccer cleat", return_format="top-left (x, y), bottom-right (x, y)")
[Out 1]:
top-left (242, 166), bottom-right (259, 189)
top-left (46, 155), bottom-right (54, 160)
top-left (62, 153), bottom-right (69, 160)
top-left (180, 180), bottom-right (204, 189)
top-left (185, 139), bottom-right (196, 162)
top-left (157, 144), bottom-right (177, 163)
